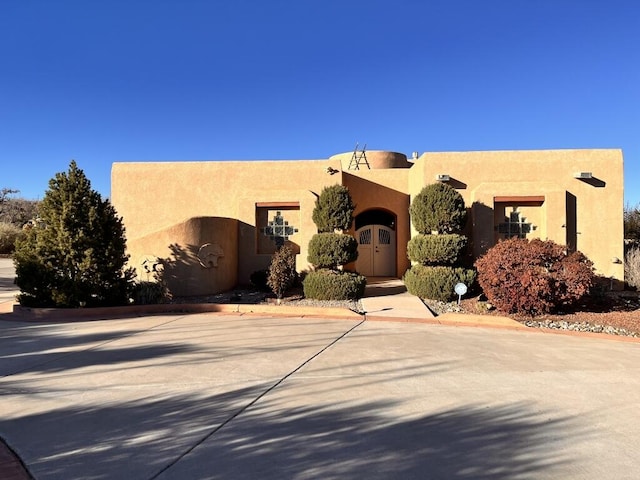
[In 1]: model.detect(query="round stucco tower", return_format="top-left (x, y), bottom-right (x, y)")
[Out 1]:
top-left (330, 150), bottom-right (410, 170)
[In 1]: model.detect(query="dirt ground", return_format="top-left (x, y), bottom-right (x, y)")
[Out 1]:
top-left (457, 291), bottom-right (640, 335)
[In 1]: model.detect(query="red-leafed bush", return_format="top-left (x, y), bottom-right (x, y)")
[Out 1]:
top-left (475, 238), bottom-right (595, 316)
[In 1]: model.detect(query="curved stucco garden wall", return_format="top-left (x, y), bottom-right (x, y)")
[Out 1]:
top-left (127, 216), bottom-right (238, 296)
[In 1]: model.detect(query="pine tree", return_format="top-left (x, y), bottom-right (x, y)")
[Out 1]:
top-left (14, 161), bottom-right (135, 307)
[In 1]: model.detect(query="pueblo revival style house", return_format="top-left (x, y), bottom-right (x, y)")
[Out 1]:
top-left (111, 148), bottom-right (624, 296)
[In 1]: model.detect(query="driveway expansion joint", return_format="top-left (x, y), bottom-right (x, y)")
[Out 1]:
top-left (150, 318), bottom-right (366, 479)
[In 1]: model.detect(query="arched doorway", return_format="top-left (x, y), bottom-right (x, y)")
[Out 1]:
top-left (354, 209), bottom-right (396, 277)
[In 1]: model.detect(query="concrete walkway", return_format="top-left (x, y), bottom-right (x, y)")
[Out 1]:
top-left (361, 277), bottom-right (521, 329)
top-left (361, 277), bottom-right (435, 319)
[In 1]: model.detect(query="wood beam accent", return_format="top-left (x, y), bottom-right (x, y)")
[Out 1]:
top-left (255, 202), bottom-right (300, 208)
top-left (494, 196), bottom-right (545, 204)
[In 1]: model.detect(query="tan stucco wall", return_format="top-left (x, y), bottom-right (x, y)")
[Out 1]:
top-left (411, 149), bottom-right (624, 281)
top-left (127, 216), bottom-right (238, 296)
top-left (112, 159), bottom-right (345, 285)
top-left (112, 148), bottom-right (624, 294)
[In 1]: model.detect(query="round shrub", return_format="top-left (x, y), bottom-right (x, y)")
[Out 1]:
top-left (475, 238), bottom-right (595, 316)
top-left (403, 264), bottom-right (476, 302)
top-left (303, 269), bottom-right (366, 300)
top-left (250, 269), bottom-right (270, 291)
top-left (0, 222), bottom-right (24, 254)
top-left (407, 234), bottom-right (467, 265)
top-left (133, 281), bottom-right (168, 305)
top-left (312, 185), bottom-right (355, 233)
top-left (307, 233), bottom-right (358, 269)
top-left (410, 183), bottom-right (466, 234)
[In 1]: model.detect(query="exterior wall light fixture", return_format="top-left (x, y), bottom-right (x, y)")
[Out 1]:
top-left (574, 172), bottom-right (593, 179)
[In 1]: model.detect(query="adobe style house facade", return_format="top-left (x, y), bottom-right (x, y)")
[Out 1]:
top-left (111, 148), bottom-right (624, 296)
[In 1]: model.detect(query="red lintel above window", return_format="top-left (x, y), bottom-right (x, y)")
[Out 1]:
top-left (255, 202), bottom-right (300, 208)
top-left (494, 196), bottom-right (545, 204)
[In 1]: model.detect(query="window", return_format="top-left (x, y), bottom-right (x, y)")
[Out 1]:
top-left (256, 203), bottom-right (300, 254)
top-left (497, 208), bottom-right (533, 239)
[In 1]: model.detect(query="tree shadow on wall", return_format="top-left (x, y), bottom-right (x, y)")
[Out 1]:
top-left (154, 243), bottom-right (202, 298)
top-left (470, 201), bottom-right (495, 260)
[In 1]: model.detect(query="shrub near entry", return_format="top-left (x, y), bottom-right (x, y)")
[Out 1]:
top-left (404, 265), bottom-right (476, 302)
top-left (312, 184), bottom-right (355, 233)
top-left (475, 237), bottom-right (595, 315)
top-left (404, 183), bottom-right (475, 302)
top-left (307, 232), bottom-right (358, 269)
top-left (304, 184), bottom-right (366, 300)
top-left (302, 269), bottom-right (366, 300)
top-left (407, 234), bottom-right (467, 266)
top-left (409, 182), bottom-right (466, 234)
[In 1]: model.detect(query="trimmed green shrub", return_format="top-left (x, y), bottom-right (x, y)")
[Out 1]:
top-left (0, 222), bottom-right (24, 254)
top-left (403, 264), bottom-right (476, 302)
top-left (407, 234), bottom-right (467, 265)
top-left (312, 185), bottom-right (355, 233)
top-left (250, 269), bottom-right (270, 291)
top-left (13, 161), bottom-right (135, 308)
top-left (267, 245), bottom-right (297, 300)
top-left (405, 182), bottom-right (473, 302)
top-left (133, 281), bottom-right (167, 305)
top-left (410, 183), bottom-right (466, 234)
top-left (303, 269), bottom-right (366, 300)
top-left (475, 238), bottom-right (594, 315)
top-left (307, 233), bottom-right (358, 269)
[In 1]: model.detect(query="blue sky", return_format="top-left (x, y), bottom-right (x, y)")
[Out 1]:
top-left (1, 1), bottom-right (639, 205)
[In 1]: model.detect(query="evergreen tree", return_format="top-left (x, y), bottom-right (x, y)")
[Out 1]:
top-left (14, 161), bottom-right (135, 307)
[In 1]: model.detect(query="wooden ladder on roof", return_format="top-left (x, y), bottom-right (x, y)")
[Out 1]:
top-left (348, 143), bottom-right (369, 170)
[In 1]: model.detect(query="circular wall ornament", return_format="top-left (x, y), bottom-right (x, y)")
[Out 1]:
top-left (198, 243), bottom-right (224, 268)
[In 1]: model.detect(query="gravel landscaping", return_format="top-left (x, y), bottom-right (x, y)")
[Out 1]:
top-left (170, 283), bottom-right (640, 338)
top-left (170, 287), bottom-right (365, 313)
top-left (426, 292), bottom-right (640, 338)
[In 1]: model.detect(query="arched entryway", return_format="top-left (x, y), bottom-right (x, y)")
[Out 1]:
top-left (354, 209), bottom-right (396, 277)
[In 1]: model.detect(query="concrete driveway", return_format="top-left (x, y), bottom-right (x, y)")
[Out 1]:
top-left (1, 310), bottom-right (640, 479)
